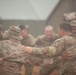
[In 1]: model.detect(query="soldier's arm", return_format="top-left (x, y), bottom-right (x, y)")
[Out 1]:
top-left (25, 38), bottom-right (65, 57)
top-left (32, 46), bottom-right (57, 57)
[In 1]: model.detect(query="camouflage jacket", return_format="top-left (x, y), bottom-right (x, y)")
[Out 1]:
top-left (33, 34), bottom-right (76, 57)
top-left (32, 34), bottom-right (76, 75)
top-left (21, 34), bottom-right (36, 47)
top-left (0, 39), bottom-right (29, 74)
top-left (36, 34), bottom-right (58, 47)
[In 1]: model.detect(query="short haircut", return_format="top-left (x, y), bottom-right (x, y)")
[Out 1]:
top-left (58, 22), bottom-right (72, 32)
top-left (19, 25), bottom-right (26, 30)
top-left (19, 25), bottom-right (29, 31)
top-left (45, 25), bottom-right (53, 30)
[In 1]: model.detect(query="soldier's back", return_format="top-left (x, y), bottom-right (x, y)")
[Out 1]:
top-left (0, 40), bottom-right (24, 75)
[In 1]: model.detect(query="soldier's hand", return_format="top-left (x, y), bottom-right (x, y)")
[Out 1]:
top-left (22, 46), bottom-right (33, 54)
top-left (61, 51), bottom-right (72, 60)
top-left (0, 58), bottom-right (3, 64)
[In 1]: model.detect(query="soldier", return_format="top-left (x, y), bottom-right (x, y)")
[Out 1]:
top-left (22, 22), bottom-right (76, 75)
top-left (36, 25), bottom-right (59, 75)
top-left (36, 25), bottom-right (58, 47)
top-left (0, 26), bottom-right (30, 75)
top-left (19, 25), bottom-right (36, 75)
top-left (19, 25), bottom-right (35, 47)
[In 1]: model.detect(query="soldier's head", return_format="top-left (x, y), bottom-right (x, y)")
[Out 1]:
top-left (19, 25), bottom-right (29, 38)
top-left (45, 25), bottom-right (54, 39)
top-left (58, 22), bottom-right (72, 37)
top-left (7, 26), bottom-right (22, 40)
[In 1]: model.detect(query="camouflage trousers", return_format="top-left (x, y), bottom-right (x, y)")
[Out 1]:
top-left (39, 64), bottom-right (57, 75)
top-left (26, 55), bottom-right (57, 75)
top-left (39, 57), bottom-right (61, 75)
top-left (24, 63), bottom-right (33, 75)
top-left (22, 55), bottom-right (43, 75)
top-left (59, 60), bottom-right (76, 75)
top-left (39, 56), bottom-right (62, 75)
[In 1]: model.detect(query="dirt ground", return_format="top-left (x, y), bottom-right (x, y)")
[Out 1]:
top-left (21, 65), bottom-right (59, 75)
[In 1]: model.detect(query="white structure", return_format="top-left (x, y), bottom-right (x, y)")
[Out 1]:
top-left (0, 0), bottom-right (60, 20)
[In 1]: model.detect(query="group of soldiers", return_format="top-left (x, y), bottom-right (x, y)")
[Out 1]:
top-left (0, 12), bottom-right (76, 75)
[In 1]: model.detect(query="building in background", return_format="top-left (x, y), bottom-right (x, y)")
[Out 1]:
top-left (0, 0), bottom-right (76, 37)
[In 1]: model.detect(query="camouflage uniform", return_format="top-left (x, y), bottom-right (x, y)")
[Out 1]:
top-left (21, 34), bottom-right (36, 47)
top-left (0, 40), bottom-right (26, 75)
top-left (0, 26), bottom-right (30, 75)
top-left (21, 34), bottom-right (37, 75)
top-left (32, 35), bottom-right (76, 75)
top-left (19, 24), bottom-right (46, 75)
top-left (36, 34), bottom-right (59, 75)
top-left (36, 34), bottom-right (58, 47)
